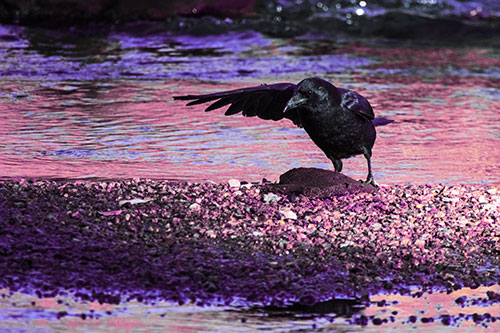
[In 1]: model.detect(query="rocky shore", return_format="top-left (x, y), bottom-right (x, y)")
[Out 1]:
top-left (0, 168), bottom-right (499, 326)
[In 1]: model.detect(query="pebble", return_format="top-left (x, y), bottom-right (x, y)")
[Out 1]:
top-left (119, 198), bottom-right (152, 206)
top-left (0, 178), bottom-right (499, 329)
top-left (280, 208), bottom-right (297, 220)
top-left (263, 193), bottom-right (281, 202)
top-left (228, 179), bottom-right (241, 188)
top-left (189, 203), bottom-right (201, 211)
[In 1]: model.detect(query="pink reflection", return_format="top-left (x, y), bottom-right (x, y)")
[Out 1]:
top-left (1, 46), bottom-right (500, 184)
top-left (368, 285), bottom-right (500, 328)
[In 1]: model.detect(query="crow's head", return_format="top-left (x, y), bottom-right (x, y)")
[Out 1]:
top-left (283, 78), bottom-right (340, 114)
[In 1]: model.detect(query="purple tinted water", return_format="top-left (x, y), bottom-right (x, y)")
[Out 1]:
top-left (1, 24), bottom-right (499, 185)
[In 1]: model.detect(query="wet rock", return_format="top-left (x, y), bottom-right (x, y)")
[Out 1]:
top-left (262, 167), bottom-right (377, 198)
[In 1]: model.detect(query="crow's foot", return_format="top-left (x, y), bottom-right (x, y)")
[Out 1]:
top-left (361, 176), bottom-right (378, 188)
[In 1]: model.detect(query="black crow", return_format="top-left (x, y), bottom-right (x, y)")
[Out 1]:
top-left (174, 78), bottom-right (392, 185)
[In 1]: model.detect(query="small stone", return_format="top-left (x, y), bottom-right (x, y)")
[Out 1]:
top-left (263, 193), bottom-right (281, 202)
top-left (189, 203), bottom-right (201, 211)
top-left (340, 240), bottom-right (354, 248)
top-left (228, 179), bottom-right (240, 188)
top-left (400, 237), bottom-right (411, 246)
top-left (487, 188), bottom-right (497, 195)
top-left (415, 239), bottom-right (426, 248)
top-left (119, 198), bottom-right (152, 206)
top-left (280, 208), bottom-right (297, 220)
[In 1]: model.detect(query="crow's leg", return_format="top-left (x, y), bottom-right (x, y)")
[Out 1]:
top-left (330, 158), bottom-right (343, 173)
top-left (363, 151), bottom-right (377, 187)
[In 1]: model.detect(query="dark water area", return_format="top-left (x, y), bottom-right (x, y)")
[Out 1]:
top-left (0, 22), bottom-right (499, 184)
top-left (2, 0), bottom-right (500, 42)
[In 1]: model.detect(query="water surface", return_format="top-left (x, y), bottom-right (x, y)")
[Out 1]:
top-left (1, 24), bottom-right (499, 184)
top-left (1, 21), bottom-right (500, 332)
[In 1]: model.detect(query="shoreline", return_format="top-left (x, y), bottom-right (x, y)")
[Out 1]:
top-left (1, 173), bottom-right (499, 326)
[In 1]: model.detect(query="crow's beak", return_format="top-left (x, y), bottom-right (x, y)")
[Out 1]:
top-left (283, 94), bottom-right (308, 114)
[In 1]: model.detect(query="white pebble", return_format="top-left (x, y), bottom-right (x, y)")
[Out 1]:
top-left (280, 208), bottom-right (297, 220)
top-left (189, 203), bottom-right (201, 211)
top-left (228, 179), bottom-right (241, 188)
top-left (118, 198), bottom-right (152, 206)
top-left (263, 193), bottom-right (281, 202)
top-left (415, 239), bottom-right (426, 248)
top-left (487, 188), bottom-right (497, 195)
top-left (340, 240), bottom-right (354, 248)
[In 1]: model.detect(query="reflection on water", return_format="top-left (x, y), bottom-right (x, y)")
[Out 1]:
top-left (1, 286), bottom-right (500, 331)
top-left (1, 24), bottom-right (500, 185)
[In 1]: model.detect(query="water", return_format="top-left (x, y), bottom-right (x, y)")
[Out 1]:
top-left (2, 286), bottom-right (500, 331)
top-left (1, 23), bottom-right (499, 185)
top-left (1, 19), bottom-right (500, 331)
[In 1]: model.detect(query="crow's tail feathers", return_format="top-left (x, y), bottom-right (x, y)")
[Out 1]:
top-left (372, 117), bottom-right (394, 127)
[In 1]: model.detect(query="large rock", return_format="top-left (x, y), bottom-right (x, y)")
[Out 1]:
top-left (262, 167), bottom-right (377, 198)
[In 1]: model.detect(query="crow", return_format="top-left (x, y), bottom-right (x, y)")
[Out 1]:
top-left (174, 78), bottom-right (393, 186)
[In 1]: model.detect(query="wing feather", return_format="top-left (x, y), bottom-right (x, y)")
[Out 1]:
top-left (225, 97), bottom-right (247, 116)
top-left (205, 96), bottom-right (235, 111)
top-left (337, 88), bottom-right (375, 120)
top-left (174, 83), bottom-right (299, 125)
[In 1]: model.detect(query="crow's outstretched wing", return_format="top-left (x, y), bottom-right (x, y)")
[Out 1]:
top-left (174, 83), bottom-right (300, 124)
top-left (337, 88), bottom-right (375, 121)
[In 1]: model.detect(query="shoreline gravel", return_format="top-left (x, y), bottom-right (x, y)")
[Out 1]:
top-left (1, 172), bottom-right (499, 326)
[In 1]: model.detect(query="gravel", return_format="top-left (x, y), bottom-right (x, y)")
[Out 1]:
top-left (0, 177), bottom-right (499, 325)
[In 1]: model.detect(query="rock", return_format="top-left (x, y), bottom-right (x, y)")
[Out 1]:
top-left (119, 198), bottom-right (152, 206)
top-left (228, 178), bottom-right (241, 188)
top-left (189, 203), bottom-right (201, 211)
top-left (415, 239), bottom-right (426, 248)
top-left (262, 167), bottom-right (377, 198)
top-left (280, 208), bottom-right (297, 220)
top-left (263, 193), bottom-right (281, 202)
